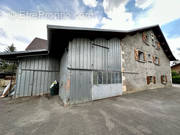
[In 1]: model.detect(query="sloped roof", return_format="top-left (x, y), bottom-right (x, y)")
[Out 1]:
top-left (0, 50), bottom-right (48, 60)
top-left (0, 25), bottom-right (176, 61)
top-left (171, 63), bottom-right (180, 68)
top-left (47, 25), bottom-right (176, 61)
top-left (25, 37), bottom-right (48, 51)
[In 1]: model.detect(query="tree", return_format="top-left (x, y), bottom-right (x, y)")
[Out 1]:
top-left (0, 43), bottom-right (17, 73)
top-left (4, 43), bottom-right (16, 52)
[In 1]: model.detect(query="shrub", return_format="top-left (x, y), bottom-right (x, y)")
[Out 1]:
top-left (172, 71), bottom-right (180, 84)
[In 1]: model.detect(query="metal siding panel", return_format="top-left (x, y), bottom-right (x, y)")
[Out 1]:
top-left (76, 39), bottom-right (80, 69)
top-left (38, 71), bottom-right (41, 95)
top-left (75, 71), bottom-right (79, 103)
top-left (16, 67), bottom-right (21, 97)
top-left (69, 38), bottom-right (121, 71)
top-left (47, 72), bottom-right (51, 93)
top-left (15, 55), bottom-right (60, 98)
top-left (19, 70), bottom-right (26, 97)
top-left (72, 40), bottom-right (76, 68)
top-left (41, 71), bottom-right (45, 94)
top-left (33, 71), bottom-right (38, 96)
top-left (28, 71), bottom-right (34, 96)
top-left (80, 39), bottom-right (83, 69)
top-left (44, 72), bottom-right (48, 93)
top-left (24, 70), bottom-right (30, 96)
top-left (70, 70), bottom-right (92, 103)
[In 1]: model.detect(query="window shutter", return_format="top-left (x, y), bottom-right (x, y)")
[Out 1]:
top-left (134, 48), bottom-right (139, 61)
top-left (161, 75), bottom-right (163, 84)
top-left (153, 76), bottom-right (156, 84)
top-left (142, 32), bottom-right (147, 42)
top-left (152, 56), bottom-right (155, 63)
top-left (165, 75), bottom-right (167, 82)
top-left (144, 52), bottom-right (146, 62)
top-left (158, 58), bottom-right (160, 65)
top-left (147, 76), bottom-right (150, 85)
top-left (157, 42), bottom-right (161, 50)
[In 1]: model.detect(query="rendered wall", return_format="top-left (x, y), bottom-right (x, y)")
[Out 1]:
top-left (121, 30), bottom-right (172, 92)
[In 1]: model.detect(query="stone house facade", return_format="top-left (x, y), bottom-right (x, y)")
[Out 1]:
top-left (122, 30), bottom-right (172, 92)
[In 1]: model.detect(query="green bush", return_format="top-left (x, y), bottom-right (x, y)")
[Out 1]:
top-left (0, 61), bottom-right (17, 73)
top-left (172, 71), bottom-right (180, 84)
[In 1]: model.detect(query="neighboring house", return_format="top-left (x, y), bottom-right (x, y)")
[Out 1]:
top-left (25, 37), bottom-right (48, 51)
top-left (171, 63), bottom-right (180, 74)
top-left (0, 25), bottom-right (176, 105)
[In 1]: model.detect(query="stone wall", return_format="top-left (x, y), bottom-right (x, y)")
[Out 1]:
top-left (121, 30), bottom-right (172, 92)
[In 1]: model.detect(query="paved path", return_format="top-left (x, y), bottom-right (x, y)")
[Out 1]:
top-left (0, 87), bottom-right (180, 135)
top-left (173, 84), bottom-right (180, 87)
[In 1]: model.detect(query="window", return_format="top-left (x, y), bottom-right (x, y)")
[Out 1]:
top-left (103, 72), bottom-right (107, 84)
top-left (93, 72), bottom-right (98, 84)
top-left (155, 41), bottom-right (161, 50)
top-left (108, 72), bottom-right (111, 84)
top-left (161, 75), bottom-right (167, 84)
top-left (147, 76), bottom-right (156, 85)
top-left (97, 72), bottom-right (103, 84)
top-left (142, 32), bottom-right (150, 45)
top-left (134, 48), bottom-right (146, 62)
top-left (152, 38), bottom-right (155, 47)
top-left (93, 71), bottom-right (121, 85)
top-left (153, 56), bottom-right (160, 65)
top-left (138, 51), bottom-right (144, 61)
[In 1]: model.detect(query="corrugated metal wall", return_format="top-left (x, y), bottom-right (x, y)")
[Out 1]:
top-left (68, 38), bottom-right (121, 71)
top-left (15, 55), bottom-right (60, 98)
top-left (68, 38), bottom-right (121, 103)
top-left (70, 70), bottom-right (92, 104)
top-left (59, 51), bottom-right (70, 104)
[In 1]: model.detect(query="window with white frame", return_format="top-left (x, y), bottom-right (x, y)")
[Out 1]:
top-left (154, 56), bottom-right (160, 65)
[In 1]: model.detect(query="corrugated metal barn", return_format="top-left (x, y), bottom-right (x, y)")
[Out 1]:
top-left (47, 25), bottom-right (126, 104)
top-left (0, 25), bottom-right (176, 105)
top-left (59, 38), bottom-right (122, 104)
top-left (0, 38), bottom-right (60, 98)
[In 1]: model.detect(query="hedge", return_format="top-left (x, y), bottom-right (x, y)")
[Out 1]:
top-left (172, 76), bottom-right (180, 84)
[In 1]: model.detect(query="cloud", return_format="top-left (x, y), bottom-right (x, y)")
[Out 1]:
top-left (0, 6), bottom-right (99, 51)
top-left (13, 35), bottom-right (30, 43)
top-left (135, 0), bottom-right (154, 9)
top-left (103, 0), bottom-right (128, 12)
top-left (136, 0), bottom-right (180, 26)
top-left (82, 0), bottom-right (97, 7)
top-left (101, 0), bottom-right (135, 30)
top-left (0, 28), bottom-right (7, 38)
top-left (177, 48), bottom-right (180, 51)
top-left (166, 37), bottom-right (180, 60)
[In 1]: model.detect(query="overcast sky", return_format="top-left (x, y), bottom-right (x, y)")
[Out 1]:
top-left (0, 0), bottom-right (180, 59)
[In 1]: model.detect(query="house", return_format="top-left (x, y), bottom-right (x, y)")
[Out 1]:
top-left (0, 25), bottom-right (176, 104)
top-left (171, 63), bottom-right (180, 74)
top-left (25, 37), bottom-right (48, 51)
